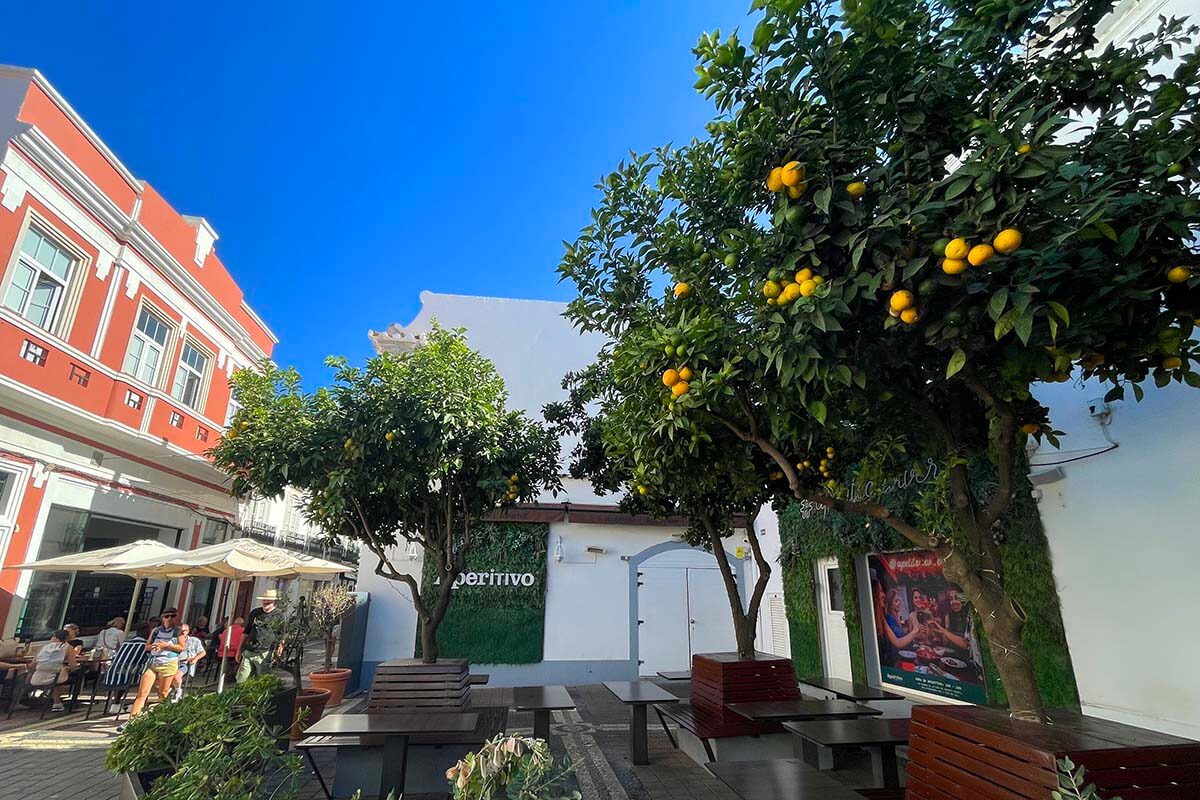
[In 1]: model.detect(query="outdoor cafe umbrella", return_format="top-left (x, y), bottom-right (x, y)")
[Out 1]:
top-left (106, 537), bottom-right (354, 691)
top-left (7, 539), bottom-right (185, 634)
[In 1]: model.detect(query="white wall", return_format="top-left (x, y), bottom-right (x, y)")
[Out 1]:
top-left (1033, 378), bottom-right (1200, 737)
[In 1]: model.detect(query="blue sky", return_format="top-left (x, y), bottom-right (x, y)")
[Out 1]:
top-left (4, 1), bottom-right (751, 382)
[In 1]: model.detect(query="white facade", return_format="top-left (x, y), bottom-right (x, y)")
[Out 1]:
top-left (359, 293), bottom-right (759, 684)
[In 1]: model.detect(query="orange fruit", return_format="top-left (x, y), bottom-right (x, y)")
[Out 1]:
top-left (942, 258), bottom-right (968, 275)
top-left (763, 280), bottom-right (782, 298)
top-left (1167, 266), bottom-right (1192, 283)
top-left (889, 290), bottom-right (914, 312)
top-left (1162, 356), bottom-right (1183, 370)
top-left (678, 366), bottom-right (694, 382)
top-left (780, 282), bottom-right (802, 304)
top-left (968, 244), bottom-right (995, 266)
top-left (993, 228), bottom-right (1022, 255)
top-left (781, 161), bottom-right (806, 187)
top-left (847, 181), bottom-right (867, 198)
top-left (671, 380), bottom-right (690, 397)
top-left (766, 167), bottom-right (785, 192)
top-left (786, 182), bottom-right (808, 199)
top-left (1020, 423), bottom-right (1039, 435)
top-left (662, 369), bottom-right (680, 387)
top-left (674, 282), bottom-right (691, 298)
top-left (1017, 143), bottom-right (1032, 154)
top-left (944, 238), bottom-right (970, 260)
top-left (900, 307), bottom-right (920, 324)
top-left (795, 268), bottom-right (813, 283)
top-left (799, 279), bottom-right (818, 297)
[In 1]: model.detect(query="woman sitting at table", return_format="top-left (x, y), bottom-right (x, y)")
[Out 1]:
top-left (881, 588), bottom-right (922, 664)
top-left (30, 629), bottom-right (76, 712)
top-left (97, 618), bottom-right (126, 655)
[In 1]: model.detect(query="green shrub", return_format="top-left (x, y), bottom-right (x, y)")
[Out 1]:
top-left (106, 675), bottom-right (302, 799)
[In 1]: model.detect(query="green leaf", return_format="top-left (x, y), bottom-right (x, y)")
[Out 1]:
top-left (808, 400), bottom-right (827, 425)
top-left (1015, 312), bottom-right (1033, 345)
top-left (1093, 221), bottom-right (1118, 242)
top-left (945, 176), bottom-right (973, 200)
top-left (946, 349), bottom-right (967, 378)
top-left (814, 186), bottom-right (832, 214)
top-left (1012, 163), bottom-right (1049, 179)
top-left (994, 309), bottom-right (1017, 340)
top-left (988, 288), bottom-right (1009, 320)
top-left (1046, 301), bottom-right (1070, 326)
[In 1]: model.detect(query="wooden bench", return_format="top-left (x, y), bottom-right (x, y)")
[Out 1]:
top-left (908, 704), bottom-right (1200, 799)
top-left (652, 699), bottom-right (795, 762)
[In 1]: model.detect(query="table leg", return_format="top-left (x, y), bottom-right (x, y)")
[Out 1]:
top-left (631, 704), bottom-right (649, 765)
top-left (871, 744), bottom-right (900, 789)
top-left (534, 709), bottom-right (551, 742)
top-left (800, 738), bottom-right (835, 770)
top-left (379, 733), bottom-right (409, 798)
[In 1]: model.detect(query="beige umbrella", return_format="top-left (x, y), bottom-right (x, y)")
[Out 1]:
top-left (107, 537), bottom-right (354, 690)
top-left (7, 539), bottom-right (185, 634)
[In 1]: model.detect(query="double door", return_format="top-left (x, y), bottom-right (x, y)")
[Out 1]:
top-left (638, 566), bottom-right (736, 675)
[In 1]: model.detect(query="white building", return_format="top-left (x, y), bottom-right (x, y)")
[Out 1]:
top-left (357, 292), bottom-right (791, 685)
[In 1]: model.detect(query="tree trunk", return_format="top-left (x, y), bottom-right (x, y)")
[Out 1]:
top-left (704, 517), bottom-right (771, 662)
top-left (733, 615), bottom-right (757, 661)
top-left (938, 545), bottom-right (1044, 721)
top-left (420, 619), bottom-right (439, 664)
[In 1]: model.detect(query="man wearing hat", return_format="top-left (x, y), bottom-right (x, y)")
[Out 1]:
top-left (236, 588), bottom-right (281, 682)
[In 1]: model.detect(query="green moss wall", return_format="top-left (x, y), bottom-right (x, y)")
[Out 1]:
top-left (779, 471), bottom-right (1079, 710)
top-left (417, 522), bottom-right (549, 664)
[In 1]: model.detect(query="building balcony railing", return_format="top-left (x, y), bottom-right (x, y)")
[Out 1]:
top-left (234, 523), bottom-right (358, 567)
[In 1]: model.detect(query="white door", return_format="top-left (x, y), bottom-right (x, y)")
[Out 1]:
top-left (637, 567), bottom-right (690, 675)
top-left (815, 557), bottom-right (853, 681)
top-left (686, 567), bottom-right (738, 658)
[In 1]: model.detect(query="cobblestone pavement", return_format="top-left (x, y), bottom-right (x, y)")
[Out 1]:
top-left (0, 676), bottom-right (877, 800)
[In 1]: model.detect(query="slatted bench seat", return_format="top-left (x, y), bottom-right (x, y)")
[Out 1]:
top-left (654, 701), bottom-right (784, 763)
top-left (908, 705), bottom-right (1200, 799)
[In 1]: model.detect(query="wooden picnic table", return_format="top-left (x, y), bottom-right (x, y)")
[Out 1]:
top-left (707, 758), bottom-right (864, 800)
top-left (726, 698), bottom-right (882, 723)
top-left (603, 680), bottom-right (680, 765)
top-left (784, 717), bottom-right (911, 788)
top-left (303, 712), bottom-right (478, 799)
top-left (798, 675), bottom-right (901, 702)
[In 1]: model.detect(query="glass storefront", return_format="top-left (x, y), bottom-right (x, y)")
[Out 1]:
top-left (17, 506), bottom-right (181, 639)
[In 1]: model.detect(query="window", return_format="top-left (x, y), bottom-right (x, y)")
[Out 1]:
top-left (20, 340), bottom-right (47, 366)
top-left (123, 307), bottom-right (171, 385)
top-left (826, 566), bottom-right (845, 613)
top-left (224, 398), bottom-right (241, 427)
top-left (196, 426), bottom-right (209, 442)
top-left (124, 389), bottom-right (143, 410)
top-left (3, 227), bottom-right (77, 331)
top-left (169, 411), bottom-right (184, 428)
top-left (171, 341), bottom-right (209, 410)
top-left (68, 363), bottom-right (90, 387)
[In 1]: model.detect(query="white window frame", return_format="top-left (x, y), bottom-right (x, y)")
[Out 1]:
top-left (171, 338), bottom-right (211, 411)
top-left (0, 460), bottom-right (32, 562)
top-left (1, 224), bottom-right (83, 335)
top-left (122, 304), bottom-right (174, 387)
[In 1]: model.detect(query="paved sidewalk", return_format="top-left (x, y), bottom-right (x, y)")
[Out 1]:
top-left (0, 676), bottom-right (878, 800)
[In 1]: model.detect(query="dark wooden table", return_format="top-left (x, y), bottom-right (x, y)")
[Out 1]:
top-left (603, 680), bottom-right (680, 765)
top-left (706, 758), bottom-right (863, 800)
top-left (468, 673), bottom-right (490, 685)
top-left (512, 685), bottom-right (574, 741)
top-left (798, 675), bottom-right (901, 702)
top-left (656, 670), bottom-right (691, 681)
top-left (304, 712), bottom-right (478, 798)
top-left (727, 698), bottom-right (882, 723)
top-left (784, 717), bottom-right (911, 788)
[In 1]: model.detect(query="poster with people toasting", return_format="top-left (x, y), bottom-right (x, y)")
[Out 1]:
top-left (868, 550), bottom-right (988, 703)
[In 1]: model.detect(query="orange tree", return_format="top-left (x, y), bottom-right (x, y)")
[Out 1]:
top-left (210, 326), bottom-right (561, 663)
top-left (558, 0), bottom-right (1200, 718)
top-left (547, 363), bottom-right (775, 660)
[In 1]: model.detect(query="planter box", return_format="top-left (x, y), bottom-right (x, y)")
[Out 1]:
top-left (908, 705), bottom-right (1200, 799)
top-left (690, 652), bottom-right (800, 738)
top-left (367, 658), bottom-right (472, 713)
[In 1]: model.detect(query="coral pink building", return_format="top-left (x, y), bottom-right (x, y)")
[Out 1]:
top-left (0, 67), bottom-right (276, 637)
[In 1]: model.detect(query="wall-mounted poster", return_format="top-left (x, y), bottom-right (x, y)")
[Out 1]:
top-left (867, 550), bottom-right (987, 703)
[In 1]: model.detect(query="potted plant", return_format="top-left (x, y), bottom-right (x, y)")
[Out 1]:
top-left (446, 734), bottom-right (580, 800)
top-left (306, 583), bottom-right (357, 706)
top-left (261, 593), bottom-right (331, 740)
top-left (107, 675), bottom-right (302, 799)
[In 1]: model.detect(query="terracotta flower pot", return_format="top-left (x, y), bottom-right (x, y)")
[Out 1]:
top-left (291, 687), bottom-right (331, 741)
top-left (307, 667), bottom-right (353, 707)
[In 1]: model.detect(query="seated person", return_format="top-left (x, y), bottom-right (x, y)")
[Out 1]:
top-left (29, 630), bottom-right (76, 712)
top-left (172, 622), bottom-right (206, 699)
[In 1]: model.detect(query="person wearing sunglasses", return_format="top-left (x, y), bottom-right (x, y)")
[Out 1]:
top-left (120, 608), bottom-right (186, 729)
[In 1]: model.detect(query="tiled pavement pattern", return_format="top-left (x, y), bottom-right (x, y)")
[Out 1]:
top-left (0, 674), bottom-right (878, 800)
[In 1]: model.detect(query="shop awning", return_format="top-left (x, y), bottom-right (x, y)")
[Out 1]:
top-left (6, 539), bottom-right (184, 572)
